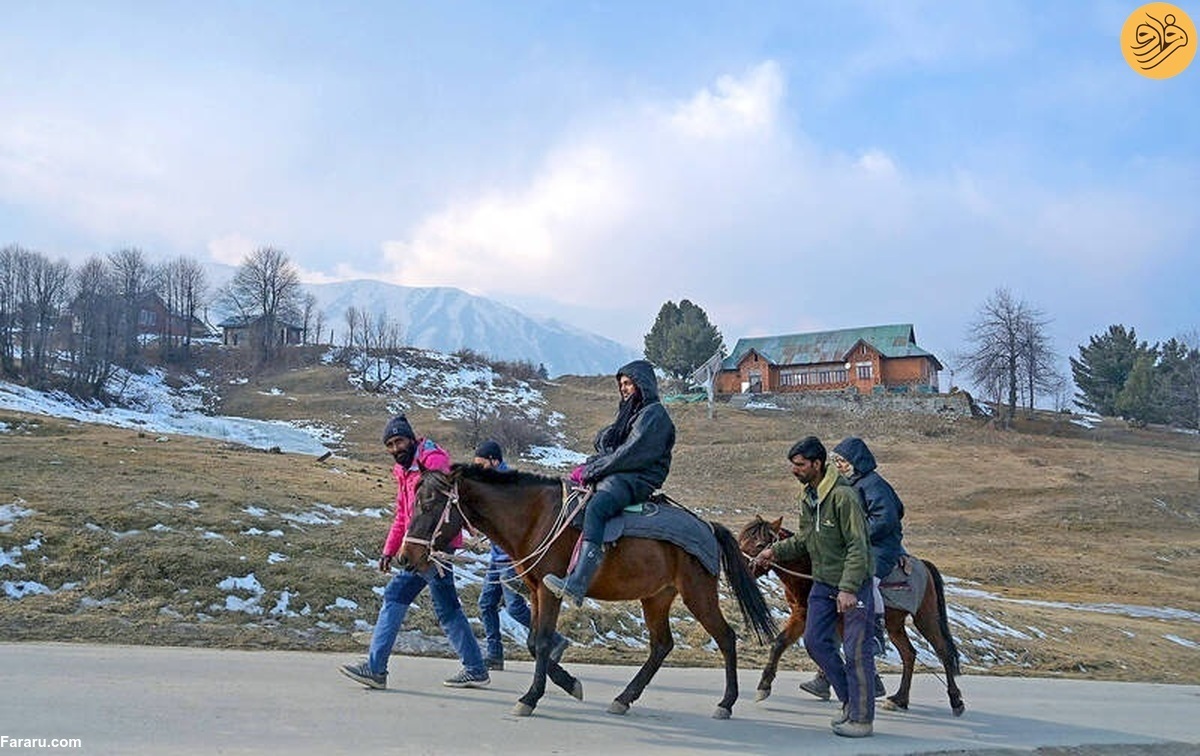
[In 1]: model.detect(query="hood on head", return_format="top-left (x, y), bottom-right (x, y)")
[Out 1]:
top-left (617, 360), bottom-right (660, 404)
top-left (833, 436), bottom-right (876, 476)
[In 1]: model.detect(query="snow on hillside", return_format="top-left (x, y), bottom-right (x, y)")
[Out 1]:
top-left (306, 279), bottom-right (640, 377)
top-left (0, 348), bottom-right (586, 467)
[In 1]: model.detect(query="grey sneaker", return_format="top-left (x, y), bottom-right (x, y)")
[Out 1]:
top-left (799, 672), bottom-right (831, 700)
top-left (443, 667), bottom-right (491, 688)
top-left (549, 634), bottom-right (570, 664)
top-left (832, 719), bottom-right (873, 738)
top-left (485, 657), bottom-right (504, 671)
top-left (831, 704), bottom-right (850, 726)
top-left (339, 661), bottom-right (387, 690)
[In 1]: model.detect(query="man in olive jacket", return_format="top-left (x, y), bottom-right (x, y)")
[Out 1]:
top-left (753, 436), bottom-right (876, 738)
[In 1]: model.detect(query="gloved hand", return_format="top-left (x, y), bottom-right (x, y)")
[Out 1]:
top-left (569, 464), bottom-right (587, 487)
top-left (378, 554), bottom-right (394, 573)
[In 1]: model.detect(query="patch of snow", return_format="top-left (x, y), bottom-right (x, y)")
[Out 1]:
top-left (523, 445), bottom-right (587, 469)
top-left (1164, 634), bottom-right (1198, 649)
top-left (327, 597), bottom-right (359, 611)
top-left (267, 552), bottom-right (289, 564)
top-left (3, 580), bottom-right (51, 599)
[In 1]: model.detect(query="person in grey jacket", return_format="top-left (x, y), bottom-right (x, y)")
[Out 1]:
top-left (545, 360), bottom-right (675, 606)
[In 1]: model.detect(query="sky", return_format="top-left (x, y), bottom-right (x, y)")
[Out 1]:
top-left (2, 1), bottom-right (1197, 376)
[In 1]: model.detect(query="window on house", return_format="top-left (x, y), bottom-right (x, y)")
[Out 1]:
top-left (857, 364), bottom-right (873, 380)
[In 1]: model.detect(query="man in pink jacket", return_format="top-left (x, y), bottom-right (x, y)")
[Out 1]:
top-left (339, 414), bottom-right (490, 690)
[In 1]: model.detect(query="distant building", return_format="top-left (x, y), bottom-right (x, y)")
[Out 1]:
top-left (217, 315), bottom-right (303, 347)
top-left (65, 292), bottom-right (212, 339)
top-left (714, 323), bottom-right (941, 395)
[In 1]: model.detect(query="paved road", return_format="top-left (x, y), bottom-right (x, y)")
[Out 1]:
top-left (1, 642), bottom-right (1197, 755)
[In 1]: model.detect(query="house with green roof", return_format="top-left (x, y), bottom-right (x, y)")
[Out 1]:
top-left (713, 323), bottom-right (942, 395)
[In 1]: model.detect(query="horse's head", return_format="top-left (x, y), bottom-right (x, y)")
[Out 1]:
top-left (397, 468), bottom-right (464, 573)
top-left (738, 515), bottom-right (787, 577)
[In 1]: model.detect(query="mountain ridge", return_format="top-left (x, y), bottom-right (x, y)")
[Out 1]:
top-left (304, 279), bottom-right (639, 377)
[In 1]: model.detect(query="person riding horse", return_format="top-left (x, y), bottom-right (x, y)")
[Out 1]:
top-left (545, 359), bottom-right (675, 606)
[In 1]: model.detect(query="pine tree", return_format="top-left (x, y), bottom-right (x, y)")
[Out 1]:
top-left (1069, 325), bottom-right (1155, 416)
top-left (1158, 337), bottom-right (1200, 430)
top-left (1114, 353), bottom-right (1164, 426)
top-left (643, 300), bottom-right (724, 379)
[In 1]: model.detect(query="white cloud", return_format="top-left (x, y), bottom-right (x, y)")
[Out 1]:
top-left (666, 61), bottom-right (784, 139)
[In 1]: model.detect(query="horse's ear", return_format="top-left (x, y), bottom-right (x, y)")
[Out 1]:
top-left (769, 516), bottom-right (784, 532)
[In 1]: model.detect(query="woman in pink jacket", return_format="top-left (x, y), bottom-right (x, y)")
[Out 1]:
top-left (339, 414), bottom-right (490, 690)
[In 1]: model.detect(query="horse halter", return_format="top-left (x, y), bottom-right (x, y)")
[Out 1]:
top-left (401, 476), bottom-right (467, 575)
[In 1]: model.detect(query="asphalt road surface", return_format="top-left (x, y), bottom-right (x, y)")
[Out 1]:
top-left (1, 642), bottom-right (1197, 755)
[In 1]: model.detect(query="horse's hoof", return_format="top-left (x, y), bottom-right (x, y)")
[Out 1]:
top-left (881, 697), bottom-right (907, 711)
top-left (712, 706), bottom-right (732, 720)
top-left (754, 688), bottom-right (771, 703)
top-left (570, 680), bottom-right (584, 701)
top-left (512, 702), bottom-right (535, 717)
top-left (952, 703), bottom-right (966, 717)
top-left (607, 700), bottom-right (629, 715)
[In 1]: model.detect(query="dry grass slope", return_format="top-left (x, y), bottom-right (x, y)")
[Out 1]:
top-left (2, 360), bottom-right (1198, 685)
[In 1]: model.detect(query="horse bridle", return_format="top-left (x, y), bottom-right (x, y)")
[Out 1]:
top-left (743, 524), bottom-right (814, 581)
top-left (402, 473), bottom-right (590, 584)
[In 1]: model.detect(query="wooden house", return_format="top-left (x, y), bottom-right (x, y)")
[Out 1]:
top-left (713, 323), bottom-right (941, 395)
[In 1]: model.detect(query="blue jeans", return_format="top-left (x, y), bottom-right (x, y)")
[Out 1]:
top-left (478, 558), bottom-right (532, 660)
top-left (367, 563), bottom-right (485, 677)
top-left (804, 580), bottom-right (876, 723)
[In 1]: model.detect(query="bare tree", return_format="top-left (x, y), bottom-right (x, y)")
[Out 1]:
top-left (0, 245), bottom-right (22, 376)
top-left (341, 306), bottom-right (402, 390)
top-left (108, 247), bottom-right (152, 366)
top-left (156, 255), bottom-right (208, 360)
top-left (300, 292), bottom-right (319, 345)
top-left (957, 288), bottom-right (1058, 425)
top-left (0, 247), bottom-right (71, 385)
top-left (1018, 306), bottom-right (1062, 412)
top-left (219, 246), bottom-right (303, 364)
top-left (66, 256), bottom-right (121, 398)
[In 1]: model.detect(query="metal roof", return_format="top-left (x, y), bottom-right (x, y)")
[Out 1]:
top-left (721, 324), bottom-right (942, 370)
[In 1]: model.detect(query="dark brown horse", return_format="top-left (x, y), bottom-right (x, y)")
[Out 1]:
top-left (738, 515), bottom-right (965, 716)
top-left (399, 464), bottom-right (777, 719)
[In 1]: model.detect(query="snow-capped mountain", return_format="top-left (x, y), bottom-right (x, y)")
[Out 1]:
top-left (305, 280), bottom-right (639, 376)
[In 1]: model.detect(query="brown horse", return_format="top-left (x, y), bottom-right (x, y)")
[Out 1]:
top-left (738, 515), bottom-right (965, 716)
top-left (398, 464), bottom-right (777, 719)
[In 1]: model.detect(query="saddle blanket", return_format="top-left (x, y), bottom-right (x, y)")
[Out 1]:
top-left (879, 554), bottom-right (929, 615)
top-left (567, 494), bottom-right (720, 576)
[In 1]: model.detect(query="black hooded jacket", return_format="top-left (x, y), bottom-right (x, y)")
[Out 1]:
top-left (582, 360), bottom-right (675, 493)
top-left (833, 436), bottom-right (906, 579)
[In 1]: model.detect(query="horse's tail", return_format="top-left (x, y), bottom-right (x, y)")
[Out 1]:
top-left (712, 522), bottom-right (778, 644)
top-left (924, 558), bottom-right (961, 676)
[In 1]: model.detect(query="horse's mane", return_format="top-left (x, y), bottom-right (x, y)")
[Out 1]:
top-left (452, 462), bottom-right (562, 488)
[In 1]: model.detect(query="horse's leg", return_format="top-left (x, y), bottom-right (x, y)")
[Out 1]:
top-left (513, 589), bottom-right (580, 717)
top-left (915, 563), bottom-right (966, 717)
top-left (881, 608), bottom-right (916, 711)
top-left (526, 589), bottom-right (581, 701)
top-left (679, 575), bottom-right (740, 719)
top-left (608, 588), bottom-right (677, 716)
top-left (756, 605), bottom-right (804, 702)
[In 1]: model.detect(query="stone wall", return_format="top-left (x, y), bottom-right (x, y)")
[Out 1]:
top-left (730, 389), bottom-right (976, 417)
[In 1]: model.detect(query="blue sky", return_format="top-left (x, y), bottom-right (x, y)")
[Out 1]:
top-left (2, 1), bottom-right (1197, 381)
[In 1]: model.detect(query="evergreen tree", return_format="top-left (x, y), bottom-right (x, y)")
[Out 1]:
top-left (1158, 336), bottom-right (1200, 430)
top-left (1114, 353), bottom-right (1164, 426)
top-left (644, 299), bottom-right (724, 379)
top-left (1070, 325), bottom-right (1155, 416)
